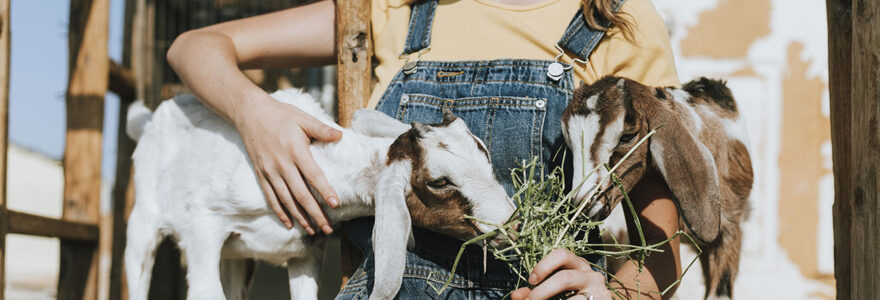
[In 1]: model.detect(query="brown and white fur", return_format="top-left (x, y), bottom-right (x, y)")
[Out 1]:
top-left (561, 76), bottom-right (753, 299)
top-left (124, 89), bottom-right (515, 300)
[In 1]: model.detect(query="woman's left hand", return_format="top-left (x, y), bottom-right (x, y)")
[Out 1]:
top-left (510, 248), bottom-right (612, 300)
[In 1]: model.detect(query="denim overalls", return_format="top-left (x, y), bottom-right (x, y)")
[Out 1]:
top-left (338, 1), bottom-right (622, 299)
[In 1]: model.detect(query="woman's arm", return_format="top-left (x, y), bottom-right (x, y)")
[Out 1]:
top-left (166, 0), bottom-right (340, 235)
top-left (608, 170), bottom-right (682, 299)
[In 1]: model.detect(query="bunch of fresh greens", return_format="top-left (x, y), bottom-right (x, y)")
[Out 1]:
top-left (436, 127), bottom-right (701, 299)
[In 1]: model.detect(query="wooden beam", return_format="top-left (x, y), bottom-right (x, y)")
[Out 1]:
top-left (335, 0), bottom-right (371, 127)
top-left (109, 0), bottom-right (142, 297)
top-left (335, 0), bottom-right (372, 286)
top-left (0, 0), bottom-right (11, 298)
top-left (826, 0), bottom-right (851, 298)
top-left (6, 211), bottom-right (100, 241)
top-left (109, 59), bottom-right (136, 100)
top-left (848, 0), bottom-right (880, 297)
top-left (60, 0), bottom-right (111, 299)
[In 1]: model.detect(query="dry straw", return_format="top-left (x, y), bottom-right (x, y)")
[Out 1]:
top-left (436, 127), bottom-right (702, 299)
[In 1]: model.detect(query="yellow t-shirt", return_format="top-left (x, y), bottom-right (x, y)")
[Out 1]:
top-left (368, 0), bottom-right (679, 109)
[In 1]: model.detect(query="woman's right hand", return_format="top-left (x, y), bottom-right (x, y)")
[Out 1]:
top-left (234, 97), bottom-right (341, 235)
top-left (165, 0), bottom-right (338, 233)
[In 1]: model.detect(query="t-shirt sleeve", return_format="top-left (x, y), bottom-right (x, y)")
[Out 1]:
top-left (590, 0), bottom-right (680, 87)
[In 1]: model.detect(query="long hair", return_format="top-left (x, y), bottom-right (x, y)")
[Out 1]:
top-left (581, 0), bottom-right (633, 37)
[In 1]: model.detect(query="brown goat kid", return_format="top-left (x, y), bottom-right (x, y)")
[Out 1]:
top-left (561, 76), bottom-right (753, 299)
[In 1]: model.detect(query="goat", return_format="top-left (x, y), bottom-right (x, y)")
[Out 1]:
top-left (124, 89), bottom-right (515, 300)
top-left (561, 76), bottom-right (753, 299)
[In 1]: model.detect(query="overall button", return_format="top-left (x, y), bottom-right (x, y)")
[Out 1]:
top-left (401, 94), bottom-right (410, 103)
top-left (535, 99), bottom-right (546, 109)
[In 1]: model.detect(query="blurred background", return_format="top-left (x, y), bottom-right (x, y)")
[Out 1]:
top-left (6, 0), bottom-right (833, 299)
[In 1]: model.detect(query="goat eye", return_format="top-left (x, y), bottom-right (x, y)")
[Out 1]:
top-left (619, 133), bottom-right (637, 144)
top-left (427, 177), bottom-right (452, 188)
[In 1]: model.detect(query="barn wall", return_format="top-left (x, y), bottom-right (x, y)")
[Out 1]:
top-left (651, 0), bottom-right (835, 298)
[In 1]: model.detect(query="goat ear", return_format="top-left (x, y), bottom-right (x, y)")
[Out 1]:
top-left (370, 161), bottom-right (413, 299)
top-left (351, 109), bottom-right (410, 137)
top-left (642, 98), bottom-right (722, 244)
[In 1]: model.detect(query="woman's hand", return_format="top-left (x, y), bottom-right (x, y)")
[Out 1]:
top-left (164, 0), bottom-right (338, 234)
top-left (234, 96), bottom-right (341, 235)
top-left (511, 249), bottom-right (612, 300)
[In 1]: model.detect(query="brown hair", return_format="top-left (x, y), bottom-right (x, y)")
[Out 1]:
top-left (581, 0), bottom-right (633, 38)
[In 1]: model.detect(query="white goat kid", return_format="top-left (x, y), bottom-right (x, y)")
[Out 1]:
top-left (124, 89), bottom-right (514, 300)
top-left (561, 76), bottom-right (753, 300)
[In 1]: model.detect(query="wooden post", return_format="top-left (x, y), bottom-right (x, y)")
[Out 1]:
top-left (60, 0), bottom-right (110, 299)
top-left (335, 0), bottom-right (372, 285)
top-left (848, 0), bottom-right (880, 297)
top-left (826, 0), bottom-right (851, 298)
top-left (109, 0), bottom-right (141, 298)
top-left (335, 0), bottom-right (372, 126)
top-left (0, 0), bottom-right (10, 299)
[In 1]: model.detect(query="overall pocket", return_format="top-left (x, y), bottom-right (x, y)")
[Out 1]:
top-left (395, 94), bottom-right (547, 194)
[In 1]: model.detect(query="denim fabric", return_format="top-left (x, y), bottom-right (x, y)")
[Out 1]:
top-left (557, 0), bottom-right (626, 60)
top-left (337, 2), bottom-right (624, 299)
top-left (402, 0), bottom-right (437, 55)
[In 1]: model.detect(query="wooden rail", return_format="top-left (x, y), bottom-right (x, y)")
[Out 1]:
top-left (7, 211), bottom-right (100, 241)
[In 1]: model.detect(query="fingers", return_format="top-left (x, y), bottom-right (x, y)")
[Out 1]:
top-left (301, 117), bottom-right (342, 142)
top-left (527, 270), bottom-right (606, 300)
top-left (511, 287), bottom-right (531, 300)
top-left (529, 248), bottom-right (591, 285)
top-left (258, 174), bottom-right (293, 229)
top-left (295, 150), bottom-right (340, 209)
top-left (268, 171), bottom-right (315, 235)
top-left (282, 164), bottom-right (333, 235)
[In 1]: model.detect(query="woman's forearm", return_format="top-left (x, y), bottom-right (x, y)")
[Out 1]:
top-left (166, 30), bottom-right (269, 126)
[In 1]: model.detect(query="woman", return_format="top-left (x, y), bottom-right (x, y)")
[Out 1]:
top-left (166, 0), bottom-right (682, 299)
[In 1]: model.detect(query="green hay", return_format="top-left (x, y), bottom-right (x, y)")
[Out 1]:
top-left (435, 127), bottom-right (701, 299)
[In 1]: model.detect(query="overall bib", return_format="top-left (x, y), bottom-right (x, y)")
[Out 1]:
top-left (338, 1), bottom-right (623, 298)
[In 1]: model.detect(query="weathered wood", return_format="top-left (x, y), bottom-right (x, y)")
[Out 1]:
top-left (0, 0), bottom-right (10, 298)
top-left (109, 59), bottom-right (136, 100)
top-left (336, 0), bottom-right (372, 285)
top-left (335, 0), bottom-right (372, 127)
top-left (848, 0), bottom-right (880, 297)
top-left (7, 211), bottom-right (100, 241)
top-left (60, 0), bottom-right (111, 299)
top-left (109, 0), bottom-right (140, 297)
top-left (826, 0), bottom-right (852, 298)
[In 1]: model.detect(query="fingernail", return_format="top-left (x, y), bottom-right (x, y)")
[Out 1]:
top-left (328, 197), bottom-right (339, 208)
top-left (322, 225), bottom-right (334, 234)
top-left (528, 273), bottom-right (536, 284)
top-left (285, 221), bottom-right (293, 229)
top-left (328, 128), bottom-right (341, 138)
top-left (305, 227), bottom-right (316, 235)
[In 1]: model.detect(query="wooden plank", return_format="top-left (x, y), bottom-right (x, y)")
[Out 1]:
top-left (849, 0), bottom-right (880, 298)
top-left (110, 0), bottom-right (142, 296)
top-left (60, 0), bottom-right (111, 299)
top-left (335, 0), bottom-right (371, 127)
top-left (335, 0), bottom-right (372, 286)
top-left (0, 0), bottom-right (10, 298)
top-left (109, 59), bottom-right (136, 99)
top-left (7, 211), bottom-right (100, 241)
top-left (826, 0), bottom-right (852, 298)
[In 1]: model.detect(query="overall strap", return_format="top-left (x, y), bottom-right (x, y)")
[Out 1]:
top-left (557, 0), bottom-right (627, 61)
top-left (401, 0), bottom-right (438, 56)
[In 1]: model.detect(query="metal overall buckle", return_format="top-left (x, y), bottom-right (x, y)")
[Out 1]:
top-left (547, 44), bottom-right (587, 81)
top-left (400, 47), bottom-right (431, 75)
